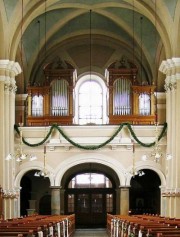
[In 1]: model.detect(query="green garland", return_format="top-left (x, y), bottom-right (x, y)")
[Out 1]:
top-left (14, 122), bottom-right (167, 150)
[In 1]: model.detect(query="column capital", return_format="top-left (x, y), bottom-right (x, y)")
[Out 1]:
top-left (0, 60), bottom-right (22, 80)
top-left (159, 58), bottom-right (180, 91)
top-left (159, 58), bottom-right (180, 76)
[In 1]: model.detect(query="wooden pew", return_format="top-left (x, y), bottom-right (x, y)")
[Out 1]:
top-left (157, 234), bottom-right (180, 237)
top-left (106, 214), bottom-right (180, 237)
top-left (0, 230), bottom-right (34, 237)
top-left (0, 214), bottom-right (75, 237)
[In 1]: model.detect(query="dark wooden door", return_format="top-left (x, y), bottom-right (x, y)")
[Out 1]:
top-left (75, 192), bottom-right (105, 228)
top-left (65, 189), bottom-right (115, 228)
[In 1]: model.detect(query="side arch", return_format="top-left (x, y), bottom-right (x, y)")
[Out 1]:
top-left (14, 161), bottom-right (55, 189)
top-left (125, 160), bottom-right (166, 187)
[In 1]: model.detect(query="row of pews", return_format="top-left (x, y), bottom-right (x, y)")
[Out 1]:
top-left (107, 213), bottom-right (180, 237)
top-left (0, 214), bottom-right (75, 237)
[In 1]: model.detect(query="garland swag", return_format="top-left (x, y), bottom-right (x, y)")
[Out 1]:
top-left (14, 122), bottom-right (167, 150)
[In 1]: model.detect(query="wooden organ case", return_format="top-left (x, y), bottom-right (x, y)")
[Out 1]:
top-left (26, 60), bottom-right (76, 126)
top-left (107, 58), bottom-right (156, 125)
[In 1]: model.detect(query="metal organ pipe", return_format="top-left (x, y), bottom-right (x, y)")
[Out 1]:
top-left (51, 80), bottom-right (68, 116)
top-left (113, 78), bottom-right (131, 115)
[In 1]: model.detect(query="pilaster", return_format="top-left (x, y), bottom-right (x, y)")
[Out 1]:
top-left (50, 186), bottom-right (61, 215)
top-left (119, 186), bottom-right (129, 215)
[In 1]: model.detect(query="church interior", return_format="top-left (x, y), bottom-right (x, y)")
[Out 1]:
top-left (0, 0), bottom-right (180, 235)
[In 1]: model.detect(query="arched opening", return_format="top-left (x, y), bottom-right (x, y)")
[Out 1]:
top-left (61, 163), bottom-right (119, 228)
top-left (20, 170), bottom-right (51, 216)
top-left (74, 74), bottom-right (107, 125)
top-left (129, 169), bottom-right (161, 215)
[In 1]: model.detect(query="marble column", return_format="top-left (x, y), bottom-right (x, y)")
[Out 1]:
top-left (119, 186), bottom-right (129, 215)
top-left (159, 57), bottom-right (180, 218)
top-left (51, 186), bottom-right (61, 215)
top-left (0, 60), bottom-right (21, 219)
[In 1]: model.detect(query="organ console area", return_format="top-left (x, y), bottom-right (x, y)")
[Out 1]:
top-left (26, 60), bottom-right (76, 126)
top-left (25, 57), bottom-right (156, 126)
top-left (107, 59), bottom-right (156, 125)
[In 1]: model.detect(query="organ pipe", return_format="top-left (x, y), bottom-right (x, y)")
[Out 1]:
top-left (51, 79), bottom-right (68, 116)
top-left (113, 78), bottom-right (131, 115)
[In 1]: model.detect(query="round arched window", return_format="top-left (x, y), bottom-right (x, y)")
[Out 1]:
top-left (75, 74), bottom-right (107, 124)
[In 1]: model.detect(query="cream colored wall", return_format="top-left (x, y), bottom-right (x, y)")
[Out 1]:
top-left (14, 124), bottom-right (167, 188)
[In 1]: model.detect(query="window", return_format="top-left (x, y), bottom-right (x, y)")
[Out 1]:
top-left (75, 74), bottom-right (107, 125)
top-left (68, 194), bottom-right (74, 213)
top-left (106, 194), bottom-right (113, 212)
top-left (68, 173), bottom-right (112, 189)
top-left (79, 81), bottom-right (102, 124)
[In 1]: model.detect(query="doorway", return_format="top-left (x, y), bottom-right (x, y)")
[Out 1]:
top-left (66, 188), bottom-right (114, 228)
top-left (62, 163), bottom-right (119, 228)
top-left (20, 169), bottom-right (51, 216)
top-left (129, 169), bottom-right (161, 215)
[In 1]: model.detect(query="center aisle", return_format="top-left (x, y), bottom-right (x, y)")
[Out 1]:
top-left (73, 229), bottom-right (108, 237)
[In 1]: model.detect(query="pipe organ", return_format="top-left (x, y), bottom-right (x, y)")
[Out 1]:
top-left (25, 57), bottom-right (156, 126)
top-left (107, 57), bottom-right (156, 124)
top-left (26, 60), bottom-right (76, 126)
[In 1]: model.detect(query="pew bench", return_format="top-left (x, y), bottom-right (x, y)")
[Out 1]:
top-left (0, 230), bottom-right (34, 237)
top-left (106, 214), bottom-right (180, 237)
top-left (147, 230), bottom-right (180, 237)
top-left (157, 234), bottom-right (180, 237)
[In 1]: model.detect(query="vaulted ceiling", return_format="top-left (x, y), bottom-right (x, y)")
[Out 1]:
top-left (1, 0), bottom-right (180, 91)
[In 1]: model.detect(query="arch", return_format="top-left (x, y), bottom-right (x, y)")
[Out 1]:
top-left (14, 161), bottom-right (55, 189)
top-left (129, 168), bottom-right (161, 215)
top-left (9, 1), bottom-right (172, 86)
top-left (61, 163), bottom-right (119, 189)
top-left (0, 1), bottom-right (5, 58)
top-left (174, 0), bottom-right (180, 55)
top-left (54, 153), bottom-right (125, 187)
top-left (125, 160), bottom-right (166, 187)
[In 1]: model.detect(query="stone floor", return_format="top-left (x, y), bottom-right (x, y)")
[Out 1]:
top-left (73, 228), bottom-right (108, 237)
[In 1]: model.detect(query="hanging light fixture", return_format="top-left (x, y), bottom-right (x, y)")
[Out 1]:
top-left (44, 0), bottom-right (47, 65)
top-left (140, 16), bottom-right (143, 86)
top-left (6, 127), bottom-right (37, 162)
top-left (130, 140), bottom-right (145, 177)
top-left (150, 124), bottom-right (162, 162)
top-left (34, 145), bottom-right (50, 177)
top-left (88, 9), bottom-right (93, 124)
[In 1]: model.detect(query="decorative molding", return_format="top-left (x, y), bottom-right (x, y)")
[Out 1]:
top-left (162, 192), bottom-right (180, 197)
top-left (14, 122), bottom-right (167, 150)
top-left (0, 60), bottom-right (22, 76)
top-left (159, 58), bottom-right (180, 91)
top-left (4, 83), bottom-right (17, 93)
top-left (164, 75), bottom-right (177, 91)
